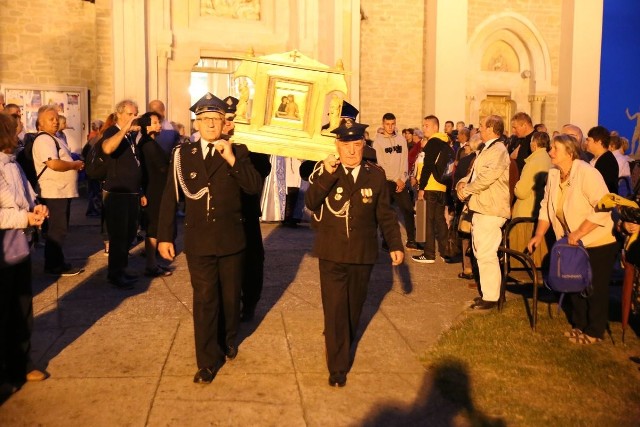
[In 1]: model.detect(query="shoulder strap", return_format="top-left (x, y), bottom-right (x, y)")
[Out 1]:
top-left (35, 132), bottom-right (62, 180)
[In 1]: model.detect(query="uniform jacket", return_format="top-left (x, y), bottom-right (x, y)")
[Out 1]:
top-left (538, 159), bottom-right (615, 248)
top-left (305, 161), bottom-right (402, 264)
top-left (459, 139), bottom-right (511, 219)
top-left (157, 140), bottom-right (262, 256)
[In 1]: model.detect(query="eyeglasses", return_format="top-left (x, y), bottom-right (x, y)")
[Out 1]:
top-left (197, 116), bottom-right (223, 125)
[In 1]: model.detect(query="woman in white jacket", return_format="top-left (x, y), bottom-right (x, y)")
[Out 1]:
top-left (0, 113), bottom-right (49, 393)
top-left (528, 134), bottom-right (617, 344)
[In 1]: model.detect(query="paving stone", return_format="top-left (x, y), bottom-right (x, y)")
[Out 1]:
top-left (0, 198), bottom-right (479, 425)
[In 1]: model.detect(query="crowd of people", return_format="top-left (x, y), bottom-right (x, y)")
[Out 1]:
top-left (390, 111), bottom-right (634, 346)
top-left (1, 95), bottom-right (638, 394)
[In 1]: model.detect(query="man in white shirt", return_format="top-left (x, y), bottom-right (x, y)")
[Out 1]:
top-left (32, 105), bottom-right (85, 276)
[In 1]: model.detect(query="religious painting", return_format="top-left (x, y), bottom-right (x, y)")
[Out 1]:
top-left (265, 78), bottom-right (312, 131)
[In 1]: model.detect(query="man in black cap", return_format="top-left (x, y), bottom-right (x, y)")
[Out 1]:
top-left (157, 92), bottom-right (262, 384)
top-left (322, 100), bottom-right (376, 163)
top-left (305, 121), bottom-right (404, 388)
top-left (221, 96), bottom-right (272, 322)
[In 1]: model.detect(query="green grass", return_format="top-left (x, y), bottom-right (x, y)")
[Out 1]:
top-left (421, 296), bottom-right (640, 427)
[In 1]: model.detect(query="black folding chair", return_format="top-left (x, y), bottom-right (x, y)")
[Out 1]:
top-left (498, 217), bottom-right (541, 331)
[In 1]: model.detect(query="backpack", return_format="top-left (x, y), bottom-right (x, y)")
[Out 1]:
top-left (546, 236), bottom-right (593, 309)
top-left (16, 131), bottom-right (60, 192)
top-left (434, 142), bottom-right (454, 185)
top-left (84, 139), bottom-right (110, 180)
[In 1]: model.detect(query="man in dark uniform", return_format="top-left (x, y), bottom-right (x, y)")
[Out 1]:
top-left (305, 121), bottom-right (404, 388)
top-left (157, 93), bottom-right (262, 384)
top-left (221, 96), bottom-right (271, 322)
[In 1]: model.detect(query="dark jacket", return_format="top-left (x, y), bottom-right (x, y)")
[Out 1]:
top-left (157, 141), bottom-right (262, 256)
top-left (418, 136), bottom-right (453, 189)
top-left (305, 161), bottom-right (402, 264)
top-left (593, 150), bottom-right (619, 194)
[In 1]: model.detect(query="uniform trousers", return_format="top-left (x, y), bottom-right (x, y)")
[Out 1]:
top-left (386, 181), bottom-right (416, 242)
top-left (104, 191), bottom-right (139, 279)
top-left (570, 242), bottom-right (618, 339)
top-left (186, 251), bottom-right (243, 368)
top-left (241, 217), bottom-right (264, 312)
top-left (319, 259), bottom-right (373, 374)
top-left (40, 198), bottom-right (71, 270)
top-left (0, 258), bottom-right (33, 383)
top-left (471, 213), bottom-right (507, 302)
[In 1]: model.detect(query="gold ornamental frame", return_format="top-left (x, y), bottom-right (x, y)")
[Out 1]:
top-left (232, 50), bottom-right (348, 160)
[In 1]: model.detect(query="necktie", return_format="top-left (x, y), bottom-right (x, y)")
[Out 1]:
top-left (346, 167), bottom-right (355, 184)
top-left (205, 143), bottom-right (215, 171)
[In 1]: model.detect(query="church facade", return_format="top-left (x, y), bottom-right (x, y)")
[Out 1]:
top-left (0, 0), bottom-right (627, 149)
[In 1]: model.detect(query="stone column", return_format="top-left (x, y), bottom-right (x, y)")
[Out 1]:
top-left (465, 95), bottom-right (475, 126)
top-left (528, 95), bottom-right (546, 125)
top-left (112, 0), bottom-right (147, 104)
top-left (425, 0), bottom-right (468, 119)
top-left (558, 0), bottom-right (604, 132)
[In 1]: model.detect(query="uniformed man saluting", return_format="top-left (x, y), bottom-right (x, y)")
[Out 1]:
top-left (157, 93), bottom-right (262, 384)
top-left (305, 121), bottom-right (404, 388)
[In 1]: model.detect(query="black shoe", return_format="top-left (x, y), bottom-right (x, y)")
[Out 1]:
top-left (193, 361), bottom-right (223, 384)
top-left (328, 372), bottom-right (347, 387)
top-left (123, 271), bottom-right (139, 280)
top-left (108, 275), bottom-right (136, 290)
top-left (45, 263), bottom-right (84, 277)
top-left (442, 255), bottom-right (461, 264)
top-left (470, 299), bottom-right (497, 310)
top-left (225, 345), bottom-right (238, 360)
top-left (405, 240), bottom-right (422, 251)
top-left (240, 306), bottom-right (255, 322)
top-left (458, 272), bottom-right (474, 280)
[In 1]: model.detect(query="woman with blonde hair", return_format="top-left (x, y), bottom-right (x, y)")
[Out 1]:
top-left (528, 134), bottom-right (618, 344)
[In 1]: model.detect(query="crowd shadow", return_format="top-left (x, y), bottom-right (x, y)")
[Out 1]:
top-left (30, 250), bottom-right (154, 372)
top-left (236, 222), bottom-right (313, 346)
top-left (352, 251), bottom-right (413, 356)
top-left (362, 357), bottom-right (506, 427)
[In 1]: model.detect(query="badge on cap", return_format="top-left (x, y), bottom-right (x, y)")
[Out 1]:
top-left (331, 122), bottom-right (369, 142)
top-left (189, 92), bottom-right (227, 115)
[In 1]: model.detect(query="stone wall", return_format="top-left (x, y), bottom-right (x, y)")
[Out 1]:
top-left (359, 0), bottom-right (426, 130)
top-left (0, 0), bottom-right (113, 125)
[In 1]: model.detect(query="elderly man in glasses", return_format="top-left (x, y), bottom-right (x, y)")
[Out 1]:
top-left (157, 92), bottom-right (262, 384)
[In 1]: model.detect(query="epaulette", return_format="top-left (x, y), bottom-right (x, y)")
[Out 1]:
top-left (364, 160), bottom-right (384, 173)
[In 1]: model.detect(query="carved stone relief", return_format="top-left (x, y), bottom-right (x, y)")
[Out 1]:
top-left (481, 40), bottom-right (520, 73)
top-left (200, 0), bottom-right (260, 20)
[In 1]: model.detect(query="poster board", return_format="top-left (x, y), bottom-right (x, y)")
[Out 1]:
top-left (1, 84), bottom-right (89, 153)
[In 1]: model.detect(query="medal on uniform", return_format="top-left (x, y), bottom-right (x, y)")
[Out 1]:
top-left (190, 172), bottom-right (197, 179)
top-left (361, 188), bottom-right (372, 203)
top-left (191, 147), bottom-right (198, 155)
top-left (335, 187), bottom-right (343, 201)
